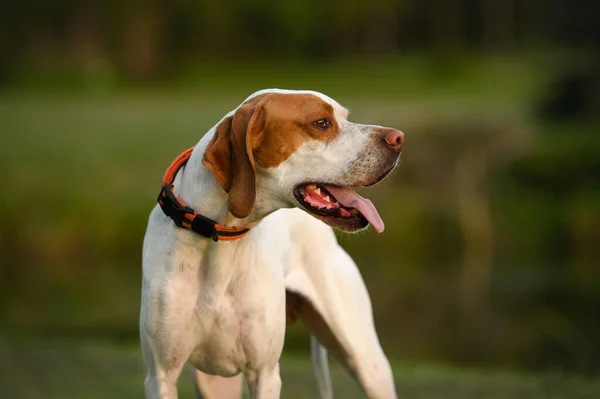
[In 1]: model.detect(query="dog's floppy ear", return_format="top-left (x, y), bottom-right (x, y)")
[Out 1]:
top-left (202, 97), bottom-right (267, 219)
top-left (203, 115), bottom-right (234, 191)
top-left (227, 100), bottom-right (266, 218)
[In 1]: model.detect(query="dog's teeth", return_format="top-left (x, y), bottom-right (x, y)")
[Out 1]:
top-left (314, 187), bottom-right (321, 195)
top-left (324, 196), bottom-right (330, 202)
top-left (307, 184), bottom-right (317, 190)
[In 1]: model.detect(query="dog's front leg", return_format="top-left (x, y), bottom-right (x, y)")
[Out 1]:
top-left (143, 363), bottom-right (185, 399)
top-left (141, 320), bottom-right (190, 399)
top-left (245, 364), bottom-right (282, 399)
top-left (140, 272), bottom-right (198, 399)
top-left (141, 320), bottom-right (188, 399)
top-left (287, 243), bottom-right (397, 399)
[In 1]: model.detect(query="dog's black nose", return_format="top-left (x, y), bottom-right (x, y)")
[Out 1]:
top-left (382, 128), bottom-right (404, 153)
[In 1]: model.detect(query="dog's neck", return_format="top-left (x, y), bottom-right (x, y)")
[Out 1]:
top-left (172, 129), bottom-right (278, 232)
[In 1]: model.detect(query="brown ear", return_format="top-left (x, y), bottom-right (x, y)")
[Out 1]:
top-left (202, 115), bottom-right (234, 191)
top-left (202, 98), bottom-right (267, 219)
top-left (228, 102), bottom-right (266, 218)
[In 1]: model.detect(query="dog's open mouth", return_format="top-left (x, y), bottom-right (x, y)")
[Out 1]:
top-left (293, 183), bottom-right (385, 233)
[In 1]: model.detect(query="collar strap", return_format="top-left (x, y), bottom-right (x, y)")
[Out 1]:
top-left (157, 147), bottom-right (250, 242)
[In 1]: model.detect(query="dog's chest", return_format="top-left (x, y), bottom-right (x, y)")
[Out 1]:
top-left (188, 291), bottom-right (282, 375)
top-left (172, 226), bottom-right (289, 375)
top-left (187, 295), bottom-right (242, 375)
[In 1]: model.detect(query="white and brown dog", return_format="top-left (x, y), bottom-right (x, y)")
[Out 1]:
top-left (140, 89), bottom-right (404, 399)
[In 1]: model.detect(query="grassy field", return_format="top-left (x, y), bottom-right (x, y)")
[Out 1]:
top-left (1, 338), bottom-right (599, 399)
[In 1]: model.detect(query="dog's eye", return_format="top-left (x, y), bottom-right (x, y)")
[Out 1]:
top-left (313, 119), bottom-right (331, 130)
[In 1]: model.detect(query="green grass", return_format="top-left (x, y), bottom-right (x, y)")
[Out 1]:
top-left (1, 339), bottom-right (599, 399)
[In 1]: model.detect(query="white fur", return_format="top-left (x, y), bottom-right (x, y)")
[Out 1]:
top-left (140, 89), bottom-right (398, 399)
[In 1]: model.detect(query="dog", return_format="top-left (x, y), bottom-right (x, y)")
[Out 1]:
top-left (192, 234), bottom-right (397, 399)
top-left (140, 89), bottom-right (404, 399)
top-left (192, 219), bottom-right (398, 399)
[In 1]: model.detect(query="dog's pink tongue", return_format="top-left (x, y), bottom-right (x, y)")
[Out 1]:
top-left (325, 186), bottom-right (385, 233)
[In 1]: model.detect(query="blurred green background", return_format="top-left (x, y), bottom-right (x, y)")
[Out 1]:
top-left (1, 0), bottom-right (599, 398)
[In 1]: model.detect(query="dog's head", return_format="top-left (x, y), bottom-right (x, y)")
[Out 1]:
top-left (202, 89), bottom-right (404, 233)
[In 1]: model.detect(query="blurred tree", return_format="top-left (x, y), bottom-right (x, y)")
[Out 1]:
top-left (455, 150), bottom-right (493, 328)
top-left (482, 0), bottom-right (515, 47)
top-left (121, 3), bottom-right (162, 78)
top-left (0, 0), bottom-right (598, 82)
top-left (432, 0), bottom-right (465, 52)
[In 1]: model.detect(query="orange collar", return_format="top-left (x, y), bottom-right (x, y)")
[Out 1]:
top-left (157, 147), bottom-right (250, 242)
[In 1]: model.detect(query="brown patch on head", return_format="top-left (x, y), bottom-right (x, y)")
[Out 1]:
top-left (253, 93), bottom-right (340, 168)
top-left (203, 92), bottom-right (340, 218)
